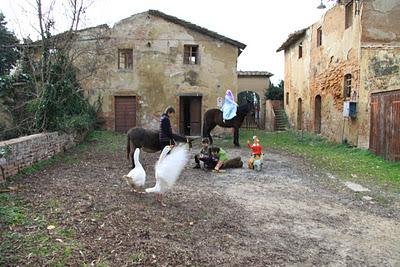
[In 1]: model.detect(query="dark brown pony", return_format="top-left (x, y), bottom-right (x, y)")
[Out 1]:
top-left (127, 127), bottom-right (192, 168)
top-left (203, 102), bottom-right (254, 147)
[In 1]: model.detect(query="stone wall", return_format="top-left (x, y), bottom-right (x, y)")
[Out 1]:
top-left (0, 132), bottom-right (75, 181)
top-left (283, 3), bottom-right (362, 145)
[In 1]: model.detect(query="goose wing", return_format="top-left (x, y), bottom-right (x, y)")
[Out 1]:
top-left (155, 144), bottom-right (189, 193)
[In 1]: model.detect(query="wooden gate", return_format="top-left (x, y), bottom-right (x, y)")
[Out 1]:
top-left (369, 90), bottom-right (400, 161)
top-left (238, 91), bottom-right (260, 129)
top-left (114, 96), bottom-right (136, 133)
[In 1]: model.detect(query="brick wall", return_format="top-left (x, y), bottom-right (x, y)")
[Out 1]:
top-left (0, 132), bottom-right (75, 181)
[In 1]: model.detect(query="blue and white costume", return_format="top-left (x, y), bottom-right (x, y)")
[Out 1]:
top-left (222, 89), bottom-right (238, 121)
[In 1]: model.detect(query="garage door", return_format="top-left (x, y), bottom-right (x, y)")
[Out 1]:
top-left (115, 96), bottom-right (136, 133)
top-left (369, 90), bottom-right (400, 161)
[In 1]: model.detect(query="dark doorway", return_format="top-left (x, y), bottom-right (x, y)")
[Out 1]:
top-left (297, 98), bottom-right (303, 130)
top-left (315, 95), bottom-right (322, 134)
top-left (179, 96), bottom-right (202, 136)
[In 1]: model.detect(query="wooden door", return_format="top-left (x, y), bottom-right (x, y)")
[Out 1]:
top-left (297, 98), bottom-right (303, 130)
top-left (189, 97), bottom-right (202, 136)
top-left (115, 96), bottom-right (136, 133)
top-left (369, 90), bottom-right (400, 161)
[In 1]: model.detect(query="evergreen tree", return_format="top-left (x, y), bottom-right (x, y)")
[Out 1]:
top-left (0, 12), bottom-right (19, 75)
top-left (266, 80), bottom-right (284, 100)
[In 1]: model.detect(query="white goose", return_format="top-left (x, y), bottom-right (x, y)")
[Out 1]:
top-left (145, 144), bottom-right (189, 206)
top-left (123, 148), bottom-right (146, 192)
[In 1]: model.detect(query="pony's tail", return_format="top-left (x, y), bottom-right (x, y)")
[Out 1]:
top-left (126, 134), bottom-right (131, 160)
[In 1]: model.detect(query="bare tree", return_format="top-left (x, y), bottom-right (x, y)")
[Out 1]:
top-left (5, 0), bottom-right (104, 134)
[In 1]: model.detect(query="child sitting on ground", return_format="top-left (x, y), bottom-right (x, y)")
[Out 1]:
top-left (247, 135), bottom-right (263, 169)
top-left (210, 146), bottom-right (228, 173)
top-left (193, 138), bottom-right (216, 169)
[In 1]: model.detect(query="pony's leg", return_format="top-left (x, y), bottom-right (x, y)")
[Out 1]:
top-left (234, 127), bottom-right (240, 147)
top-left (204, 126), bottom-right (213, 144)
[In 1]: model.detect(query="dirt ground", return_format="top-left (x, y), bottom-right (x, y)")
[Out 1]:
top-left (4, 138), bottom-right (400, 266)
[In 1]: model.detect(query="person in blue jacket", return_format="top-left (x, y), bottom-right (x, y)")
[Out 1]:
top-left (159, 106), bottom-right (176, 148)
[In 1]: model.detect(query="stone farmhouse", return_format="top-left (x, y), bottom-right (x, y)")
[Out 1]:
top-left (277, 0), bottom-right (400, 161)
top-left (71, 10), bottom-right (246, 136)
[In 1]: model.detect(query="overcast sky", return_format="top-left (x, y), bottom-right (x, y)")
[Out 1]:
top-left (1, 0), bottom-right (335, 83)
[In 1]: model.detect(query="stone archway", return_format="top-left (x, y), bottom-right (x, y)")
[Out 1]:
top-left (238, 91), bottom-right (260, 128)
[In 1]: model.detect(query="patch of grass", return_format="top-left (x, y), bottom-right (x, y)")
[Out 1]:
top-left (0, 193), bottom-right (27, 225)
top-left (128, 251), bottom-right (147, 264)
top-left (85, 130), bottom-right (125, 153)
top-left (236, 130), bottom-right (400, 189)
top-left (0, 193), bottom-right (82, 266)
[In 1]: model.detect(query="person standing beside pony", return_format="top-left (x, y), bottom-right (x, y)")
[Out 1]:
top-left (159, 106), bottom-right (176, 148)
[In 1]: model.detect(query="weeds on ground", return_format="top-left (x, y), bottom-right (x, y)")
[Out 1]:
top-left (235, 130), bottom-right (400, 189)
top-left (85, 130), bottom-right (126, 153)
top-left (0, 193), bottom-right (81, 266)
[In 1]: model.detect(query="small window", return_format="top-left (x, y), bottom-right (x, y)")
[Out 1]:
top-left (118, 49), bottom-right (133, 69)
top-left (345, 1), bottom-right (354, 29)
top-left (317, 27), bottom-right (322, 47)
top-left (344, 74), bottom-right (352, 98)
top-left (298, 42), bottom-right (303, 59)
top-left (286, 92), bottom-right (289, 105)
top-left (184, 45), bottom-right (199, 65)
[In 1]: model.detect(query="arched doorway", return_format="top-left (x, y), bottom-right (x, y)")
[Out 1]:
top-left (238, 91), bottom-right (260, 128)
top-left (297, 98), bottom-right (302, 130)
top-left (314, 95), bottom-right (321, 134)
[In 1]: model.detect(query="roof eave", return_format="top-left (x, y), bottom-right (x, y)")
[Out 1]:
top-left (148, 9), bottom-right (246, 50)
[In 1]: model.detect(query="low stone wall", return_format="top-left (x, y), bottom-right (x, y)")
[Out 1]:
top-left (0, 132), bottom-right (75, 181)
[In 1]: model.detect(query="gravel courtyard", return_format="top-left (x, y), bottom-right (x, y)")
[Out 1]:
top-left (2, 136), bottom-right (400, 266)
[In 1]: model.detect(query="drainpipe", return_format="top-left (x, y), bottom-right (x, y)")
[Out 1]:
top-left (355, 0), bottom-right (361, 15)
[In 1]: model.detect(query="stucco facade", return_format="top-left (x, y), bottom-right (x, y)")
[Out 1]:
top-left (72, 10), bottom-right (246, 134)
top-left (278, 0), bottom-right (400, 150)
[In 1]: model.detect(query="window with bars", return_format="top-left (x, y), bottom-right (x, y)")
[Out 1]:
top-left (118, 49), bottom-right (133, 69)
top-left (183, 45), bottom-right (200, 65)
top-left (345, 1), bottom-right (354, 29)
top-left (298, 42), bottom-right (303, 59)
top-left (344, 74), bottom-right (352, 98)
top-left (317, 27), bottom-right (322, 47)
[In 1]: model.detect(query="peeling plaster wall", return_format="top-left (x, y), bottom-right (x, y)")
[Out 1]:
top-left (283, 27), bottom-right (311, 131)
top-left (357, 48), bottom-right (400, 147)
top-left (284, 4), bottom-right (362, 145)
top-left (309, 4), bottom-right (362, 145)
top-left (361, 0), bottom-right (400, 44)
top-left (356, 0), bottom-right (400, 148)
top-left (283, 0), bottom-right (400, 149)
top-left (74, 12), bottom-right (240, 131)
